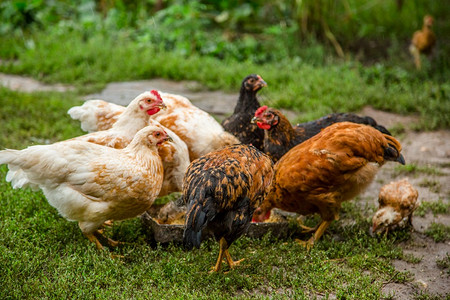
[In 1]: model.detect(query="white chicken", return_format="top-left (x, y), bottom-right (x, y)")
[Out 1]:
top-left (371, 179), bottom-right (420, 235)
top-left (68, 99), bottom-right (124, 133)
top-left (154, 92), bottom-right (240, 161)
top-left (149, 119), bottom-right (190, 196)
top-left (0, 125), bottom-right (171, 249)
top-left (68, 90), bottom-right (190, 195)
top-left (70, 90), bottom-right (166, 149)
top-left (67, 92), bottom-right (240, 161)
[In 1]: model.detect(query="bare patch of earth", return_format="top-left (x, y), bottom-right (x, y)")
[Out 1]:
top-left (1, 74), bottom-right (449, 298)
top-left (0, 73), bottom-right (74, 92)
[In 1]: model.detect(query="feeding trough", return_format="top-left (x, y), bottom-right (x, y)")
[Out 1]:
top-left (141, 200), bottom-right (299, 244)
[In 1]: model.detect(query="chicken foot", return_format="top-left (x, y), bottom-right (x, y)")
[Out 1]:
top-left (83, 229), bottom-right (121, 250)
top-left (103, 220), bottom-right (114, 227)
top-left (224, 248), bottom-right (244, 269)
top-left (84, 232), bottom-right (104, 250)
top-left (209, 238), bottom-right (244, 273)
top-left (295, 220), bottom-right (332, 250)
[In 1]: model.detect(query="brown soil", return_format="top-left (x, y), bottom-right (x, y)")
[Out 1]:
top-left (1, 73), bottom-right (448, 299)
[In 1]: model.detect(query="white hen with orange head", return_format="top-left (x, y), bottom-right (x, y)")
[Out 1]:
top-left (71, 90), bottom-right (166, 149)
top-left (152, 92), bottom-right (240, 161)
top-left (0, 125), bottom-right (171, 249)
top-left (68, 91), bottom-right (240, 161)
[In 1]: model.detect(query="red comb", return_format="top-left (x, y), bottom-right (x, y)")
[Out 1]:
top-left (150, 90), bottom-right (163, 102)
top-left (255, 105), bottom-right (268, 117)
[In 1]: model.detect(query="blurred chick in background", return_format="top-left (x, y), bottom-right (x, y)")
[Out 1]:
top-left (409, 15), bottom-right (436, 70)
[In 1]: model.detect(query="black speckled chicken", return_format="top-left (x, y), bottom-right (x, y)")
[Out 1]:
top-left (222, 74), bottom-right (267, 150)
top-left (183, 144), bottom-right (273, 272)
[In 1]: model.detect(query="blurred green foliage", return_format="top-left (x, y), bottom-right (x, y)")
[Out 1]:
top-left (0, 0), bottom-right (449, 129)
top-left (1, 0), bottom-right (448, 67)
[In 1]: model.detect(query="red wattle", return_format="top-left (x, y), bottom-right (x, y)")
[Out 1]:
top-left (147, 107), bottom-right (161, 115)
top-left (257, 122), bottom-right (271, 130)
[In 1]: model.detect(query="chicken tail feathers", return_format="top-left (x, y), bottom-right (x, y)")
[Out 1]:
top-left (0, 149), bottom-right (18, 165)
top-left (183, 200), bottom-right (211, 250)
top-left (337, 114), bottom-right (391, 136)
top-left (372, 124), bottom-right (391, 136)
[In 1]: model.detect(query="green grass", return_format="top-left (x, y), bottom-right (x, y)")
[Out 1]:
top-left (436, 254), bottom-right (450, 275)
top-left (424, 223), bottom-right (450, 243)
top-left (0, 170), bottom-right (412, 299)
top-left (415, 200), bottom-right (450, 217)
top-left (0, 89), bottom-right (427, 299)
top-left (393, 164), bottom-right (444, 177)
top-left (0, 29), bottom-right (449, 130)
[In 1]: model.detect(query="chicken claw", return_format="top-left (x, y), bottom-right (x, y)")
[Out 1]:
top-left (295, 220), bottom-right (332, 250)
top-left (295, 238), bottom-right (315, 251)
top-left (103, 220), bottom-right (114, 227)
top-left (84, 232), bottom-right (104, 250)
top-left (299, 223), bottom-right (319, 234)
top-left (224, 249), bottom-right (245, 269)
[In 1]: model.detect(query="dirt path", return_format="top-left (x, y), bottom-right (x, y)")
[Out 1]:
top-left (1, 73), bottom-right (449, 299)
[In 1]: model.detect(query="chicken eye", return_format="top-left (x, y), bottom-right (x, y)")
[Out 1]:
top-left (155, 132), bottom-right (161, 137)
top-left (146, 99), bottom-right (152, 103)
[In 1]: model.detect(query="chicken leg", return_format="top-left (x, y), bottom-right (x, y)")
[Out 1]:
top-left (210, 237), bottom-right (227, 273)
top-left (409, 45), bottom-right (422, 70)
top-left (209, 237), bottom-right (245, 273)
top-left (295, 220), bottom-right (332, 250)
top-left (84, 231), bottom-right (104, 250)
top-left (296, 217), bottom-right (320, 233)
top-left (83, 229), bottom-right (121, 250)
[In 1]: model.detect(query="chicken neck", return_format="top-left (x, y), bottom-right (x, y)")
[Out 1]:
top-left (233, 86), bottom-right (260, 115)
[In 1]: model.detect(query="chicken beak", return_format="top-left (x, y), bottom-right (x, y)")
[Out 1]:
top-left (251, 116), bottom-right (259, 124)
top-left (158, 103), bottom-right (167, 110)
top-left (165, 136), bottom-right (173, 143)
top-left (259, 79), bottom-right (267, 87)
top-left (254, 79), bottom-right (267, 91)
top-left (397, 154), bottom-right (406, 165)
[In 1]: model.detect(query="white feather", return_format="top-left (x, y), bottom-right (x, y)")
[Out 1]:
top-left (0, 125), bottom-right (165, 236)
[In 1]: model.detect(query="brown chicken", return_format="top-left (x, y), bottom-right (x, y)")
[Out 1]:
top-left (253, 122), bottom-right (405, 249)
top-left (183, 144), bottom-right (273, 272)
top-left (371, 179), bottom-right (419, 235)
top-left (252, 106), bottom-right (390, 162)
top-left (409, 15), bottom-right (436, 70)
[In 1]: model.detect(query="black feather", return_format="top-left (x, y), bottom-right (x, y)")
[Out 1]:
top-left (265, 110), bottom-right (392, 162)
top-left (182, 144), bottom-right (273, 252)
top-left (222, 75), bottom-right (266, 150)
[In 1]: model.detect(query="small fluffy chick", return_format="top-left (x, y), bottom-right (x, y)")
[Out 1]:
top-left (371, 179), bottom-right (419, 235)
